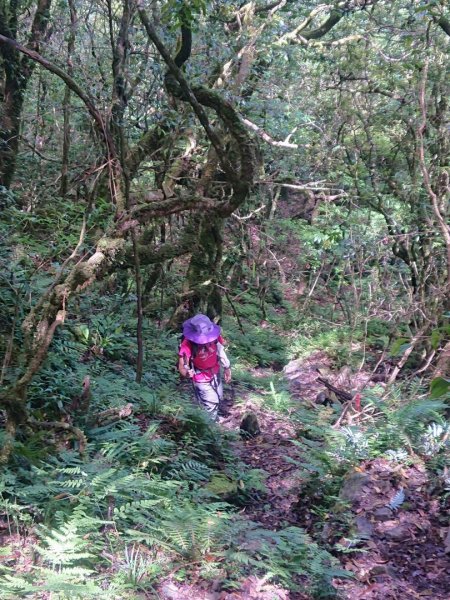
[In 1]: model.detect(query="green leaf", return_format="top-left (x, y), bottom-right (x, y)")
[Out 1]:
top-left (430, 377), bottom-right (450, 399)
top-left (414, 1), bottom-right (438, 12)
top-left (390, 337), bottom-right (410, 356)
top-left (430, 328), bottom-right (441, 350)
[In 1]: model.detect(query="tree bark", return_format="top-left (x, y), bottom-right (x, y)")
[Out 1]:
top-left (185, 216), bottom-right (224, 322)
top-left (60, 0), bottom-right (77, 196)
top-left (0, 0), bottom-right (52, 188)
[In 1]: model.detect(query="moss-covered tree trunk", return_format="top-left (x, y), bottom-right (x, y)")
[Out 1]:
top-left (0, 72), bottom-right (24, 188)
top-left (186, 216), bottom-right (224, 319)
top-left (0, 0), bottom-right (52, 188)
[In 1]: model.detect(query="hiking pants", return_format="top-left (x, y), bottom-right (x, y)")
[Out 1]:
top-left (193, 373), bottom-right (223, 421)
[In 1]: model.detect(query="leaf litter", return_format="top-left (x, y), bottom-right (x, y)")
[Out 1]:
top-left (140, 353), bottom-right (449, 599)
top-left (215, 355), bottom-right (449, 600)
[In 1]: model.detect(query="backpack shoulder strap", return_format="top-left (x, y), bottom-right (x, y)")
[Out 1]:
top-left (178, 334), bottom-right (185, 353)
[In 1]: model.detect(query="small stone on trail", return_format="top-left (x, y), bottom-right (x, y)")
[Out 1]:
top-left (444, 528), bottom-right (450, 553)
top-left (160, 582), bottom-right (179, 599)
top-left (384, 523), bottom-right (411, 541)
top-left (240, 412), bottom-right (261, 437)
top-left (373, 507), bottom-right (393, 521)
top-left (340, 471), bottom-right (371, 503)
top-left (369, 563), bottom-right (397, 578)
top-left (355, 515), bottom-right (374, 537)
top-left (316, 391), bottom-right (332, 405)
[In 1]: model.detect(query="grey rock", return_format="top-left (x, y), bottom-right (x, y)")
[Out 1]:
top-left (160, 582), bottom-right (180, 600)
top-left (370, 563), bottom-right (397, 578)
top-left (355, 515), bottom-right (374, 537)
top-left (340, 472), bottom-right (371, 503)
top-left (240, 412), bottom-right (261, 437)
top-left (283, 359), bottom-right (303, 378)
top-left (384, 524), bottom-right (410, 541)
top-left (443, 527), bottom-right (450, 553)
top-left (373, 507), bottom-right (393, 522)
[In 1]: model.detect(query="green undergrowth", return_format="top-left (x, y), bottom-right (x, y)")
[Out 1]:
top-left (235, 378), bottom-right (297, 415)
top-left (2, 278), bottom-right (448, 598)
top-left (223, 299), bottom-right (449, 563)
top-left (289, 323), bottom-right (364, 370)
top-left (286, 388), bottom-right (449, 553)
top-left (0, 293), bottom-right (344, 599)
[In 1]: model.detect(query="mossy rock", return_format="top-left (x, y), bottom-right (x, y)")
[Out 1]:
top-left (240, 412), bottom-right (261, 437)
top-left (205, 473), bottom-right (238, 497)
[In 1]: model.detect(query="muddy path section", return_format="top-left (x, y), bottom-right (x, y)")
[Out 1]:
top-left (220, 390), bottom-right (303, 528)
top-left (217, 352), bottom-right (339, 530)
top-left (221, 355), bottom-right (450, 600)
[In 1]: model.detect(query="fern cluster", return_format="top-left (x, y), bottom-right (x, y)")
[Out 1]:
top-left (222, 519), bottom-right (348, 596)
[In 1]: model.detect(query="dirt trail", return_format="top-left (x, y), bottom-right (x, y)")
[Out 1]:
top-left (158, 355), bottom-right (339, 599)
top-left (219, 389), bottom-right (301, 528)
top-left (219, 355), bottom-right (450, 600)
top-left (159, 355), bottom-right (450, 600)
top-left (157, 363), bottom-right (318, 600)
top-left (218, 352), bottom-right (336, 527)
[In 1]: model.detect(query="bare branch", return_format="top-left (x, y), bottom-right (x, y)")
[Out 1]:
top-left (255, 1), bottom-right (289, 14)
top-left (242, 118), bottom-right (298, 148)
top-left (0, 33), bottom-right (103, 131)
top-left (314, 33), bottom-right (363, 46)
top-left (277, 1), bottom-right (378, 46)
top-left (136, 3), bottom-right (235, 181)
top-left (417, 60), bottom-right (450, 290)
top-left (0, 31), bottom-right (127, 210)
top-left (269, 181), bottom-right (347, 195)
top-left (232, 205), bottom-right (267, 220)
top-left (278, 7), bottom-right (344, 45)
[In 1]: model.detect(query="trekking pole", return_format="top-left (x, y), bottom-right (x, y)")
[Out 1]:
top-left (183, 356), bottom-right (196, 393)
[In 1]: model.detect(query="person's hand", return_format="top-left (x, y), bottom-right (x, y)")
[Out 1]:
top-left (180, 365), bottom-right (194, 378)
top-left (224, 368), bottom-right (231, 384)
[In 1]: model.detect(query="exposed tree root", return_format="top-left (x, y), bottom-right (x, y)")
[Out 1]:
top-left (28, 418), bottom-right (88, 455)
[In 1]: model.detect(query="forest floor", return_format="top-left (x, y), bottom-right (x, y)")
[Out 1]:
top-left (158, 352), bottom-right (450, 600)
top-left (1, 343), bottom-right (448, 599)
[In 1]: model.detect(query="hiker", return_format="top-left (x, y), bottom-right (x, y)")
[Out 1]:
top-left (178, 314), bottom-right (231, 421)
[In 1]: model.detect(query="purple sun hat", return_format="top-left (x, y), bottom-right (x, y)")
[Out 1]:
top-left (182, 314), bottom-right (221, 344)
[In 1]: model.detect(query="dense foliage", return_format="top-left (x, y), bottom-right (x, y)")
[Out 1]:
top-left (0, 0), bottom-right (449, 598)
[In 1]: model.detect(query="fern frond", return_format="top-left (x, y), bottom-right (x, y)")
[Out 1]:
top-left (387, 488), bottom-right (405, 510)
top-left (166, 459), bottom-right (212, 482)
top-left (35, 520), bottom-right (96, 568)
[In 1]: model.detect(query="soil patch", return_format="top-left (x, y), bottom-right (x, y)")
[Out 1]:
top-left (220, 381), bottom-right (302, 528)
top-left (332, 458), bottom-right (450, 600)
top-left (169, 356), bottom-right (449, 600)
